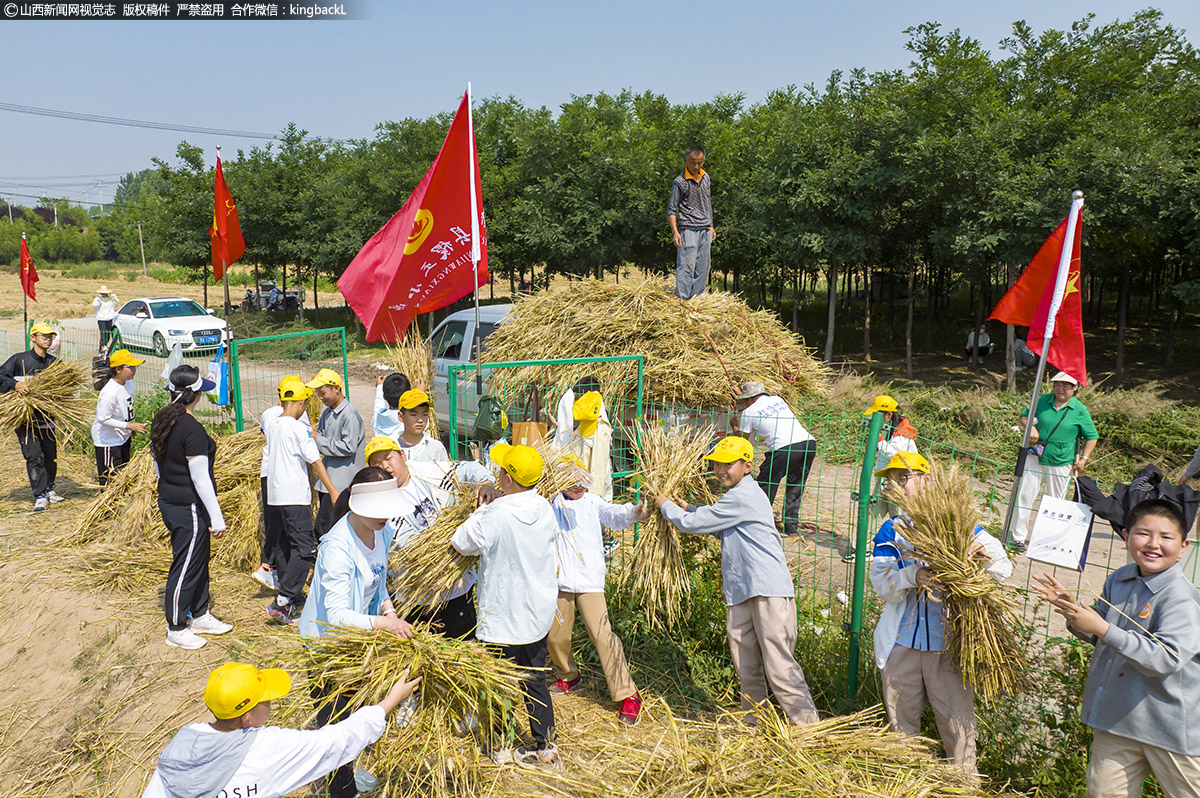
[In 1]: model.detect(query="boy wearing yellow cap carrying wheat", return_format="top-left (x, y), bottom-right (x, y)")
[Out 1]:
top-left (0, 323), bottom-right (63, 510)
top-left (654, 435), bottom-right (820, 726)
top-left (140, 662), bottom-right (420, 798)
top-left (870, 451), bottom-right (1011, 773)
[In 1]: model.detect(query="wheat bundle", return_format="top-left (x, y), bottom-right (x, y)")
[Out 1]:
top-left (389, 441), bottom-right (580, 618)
top-left (619, 423), bottom-right (719, 629)
top-left (72, 543), bottom-right (171, 593)
top-left (300, 624), bottom-right (527, 798)
top-left (387, 334), bottom-right (440, 440)
top-left (0, 359), bottom-right (93, 446)
top-left (890, 464), bottom-right (1028, 702)
top-left (481, 278), bottom-right (831, 410)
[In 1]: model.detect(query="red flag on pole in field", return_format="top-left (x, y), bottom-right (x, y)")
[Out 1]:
top-left (989, 209), bottom-right (1087, 385)
top-left (19, 233), bottom-right (37, 302)
top-left (338, 91), bottom-right (488, 342)
top-left (210, 156), bottom-right (245, 282)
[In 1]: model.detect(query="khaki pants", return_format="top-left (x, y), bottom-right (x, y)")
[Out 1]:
top-left (547, 591), bottom-right (637, 702)
top-left (882, 645), bottom-right (976, 771)
top-left (1087, 729), bottom-right (1200, 798)
top-left (726, 596), bottom-right (819, 725)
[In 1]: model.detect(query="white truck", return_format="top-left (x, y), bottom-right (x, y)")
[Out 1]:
top-left (427, 304), bottom-right (512, 436)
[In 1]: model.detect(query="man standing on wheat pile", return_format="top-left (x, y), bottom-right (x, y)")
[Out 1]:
top-left (668, 145), bottom-right (715, 300)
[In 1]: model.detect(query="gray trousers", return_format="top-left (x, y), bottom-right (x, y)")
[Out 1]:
top-left (675, 227), bottom-right (712, 299)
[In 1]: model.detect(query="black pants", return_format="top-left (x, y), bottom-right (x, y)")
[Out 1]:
top-left (260, 477), bottom-right (282, 566)
top-left (312, 682), bottom-right (357, 798)
top-left (757, 439), bottom-right (817, 536)
top-left (95, 440), bottom-right (131, 486)
top-left (493, 636), bottom-right (555, 748)
top-left (406, 587), bottom-right (477, 640)
top-left (272, 504), bottom-right (315, 603)
top-left (17, 425), bottom-right (57, 498)
top-left (98, 319), bottom-right (114, 346)
top-left (161, 500), bottom-right (211, 631)
top-left (315, 492), bottom-right (335, 540)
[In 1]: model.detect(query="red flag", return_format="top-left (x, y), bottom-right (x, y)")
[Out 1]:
top-left (210, 156), bottom-right (245, 282)
top-left (19, 235), bottom-right (37, 302)
top-left (989, 215), bottom-right (1087, 385)
top-left (338, 92), bottom-right (488, 342)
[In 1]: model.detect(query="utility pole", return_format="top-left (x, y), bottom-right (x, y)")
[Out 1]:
top-left (99, 180), bottom-right (104, 214)
top-left (137, 221), bottom-right (147, 276)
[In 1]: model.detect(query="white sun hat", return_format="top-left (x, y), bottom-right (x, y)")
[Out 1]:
top-left (347, 478), bottom-right (407, 520)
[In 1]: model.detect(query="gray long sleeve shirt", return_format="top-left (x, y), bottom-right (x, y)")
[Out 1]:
top-left (660, 477), bottom-right (794, 607)
top-left (1077, 561), bottom-right (1200, 755)
top-left (313, 398), bottom-right (366, 494)
top-left (667, 171), bottom-right (713, 229)
top-left (1184, 442), bottom-right (1200, 481)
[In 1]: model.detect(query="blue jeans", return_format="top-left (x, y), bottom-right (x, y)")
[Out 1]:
top-left (675, 228), bottom-right (712, 299)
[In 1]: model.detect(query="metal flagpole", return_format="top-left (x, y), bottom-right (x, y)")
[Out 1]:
top-left (1001, 190), bottom-right (1084, 546)
top-left (467, 82), bottom-right (484, 396)
top-left (21, 233), bottom-right (28, 347)
top-left (217, 146), bottom-right (232, 318)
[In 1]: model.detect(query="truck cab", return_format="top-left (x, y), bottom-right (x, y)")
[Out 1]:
top-left (428, 304), bottom-right (512, 434)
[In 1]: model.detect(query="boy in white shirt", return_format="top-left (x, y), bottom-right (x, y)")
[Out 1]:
top-left (91, 348), bottom-right (147, 485)
top-left (451, 443), bottom-right (559, 764)
top-left (251, 376), bottom-right (310, 591)
top-left (140, 662), bottom-right (420, 798)
top-left (264, 380), bottom-right (338, 625)
top-left (394, 389), bottom-right (449, 464)
top-left (730, 381), bottom-right (816, 537)
top-left (547, 457), bottom-right (648, 725)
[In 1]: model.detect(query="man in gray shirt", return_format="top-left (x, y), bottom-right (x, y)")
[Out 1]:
top-left (655, 435), bottom-right (818, 726)
top-left (667, 145), bottom-right (715, 300)
top-left (306, 368), bottom-right (365, 538)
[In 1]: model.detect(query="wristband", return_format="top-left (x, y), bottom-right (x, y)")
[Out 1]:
top-left (382, 608), bottom-right (397, 617)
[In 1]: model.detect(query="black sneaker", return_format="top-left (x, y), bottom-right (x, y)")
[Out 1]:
top-left (266, 600), bottom-right (297, 625)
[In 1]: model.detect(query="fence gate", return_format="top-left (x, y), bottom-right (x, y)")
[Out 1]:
top-left (230, 328), bottom-right (348, 432)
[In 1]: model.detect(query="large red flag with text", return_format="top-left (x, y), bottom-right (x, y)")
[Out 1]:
top-left (19, 235), bottom-right (37, 302)
top-left (210, 156), bottom-right (245, 282)
top-left (989, 215), bottom-right (1087, 385)
top-left (338, 92), bottom-right (488, 342)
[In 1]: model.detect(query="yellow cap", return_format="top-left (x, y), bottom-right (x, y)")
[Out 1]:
top-left (365, 435), bottom-right (401, 463)
top-left (109, 349), bottom-right (145, 368)
top-left (873, 451), bottom-right (930, 478)
top-left (398, 389), bottom-right (431, 410)
top-left (203, 662), bottom-right (291, 720)
top-left (29, 323), bottom-right (55, 336)
top-left (277, 375), bottom-right (303, 399)
top-left (573, 391), bottom-right (602, 438)
top-left (863, 394), bottom-right (900, 417)
top-left (704, 436), bottom-right (754, 463)
top-left (279, 379), bottom-right (312, 402)
top-left (305, 368), bottom-right (344, 391)
top-left (490, 442), bottom-right (544, 487)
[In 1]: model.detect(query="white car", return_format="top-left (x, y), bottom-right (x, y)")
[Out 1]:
top-left (113, 296), bottom-right (229, 357)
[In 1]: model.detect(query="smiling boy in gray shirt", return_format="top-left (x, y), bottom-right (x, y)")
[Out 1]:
top-left (655, 435), bottom-right (818, 726)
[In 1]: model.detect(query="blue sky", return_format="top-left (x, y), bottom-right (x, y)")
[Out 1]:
top-left (1, 0), bottom-right (1196, 206)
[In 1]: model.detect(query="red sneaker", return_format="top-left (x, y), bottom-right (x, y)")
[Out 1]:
top-left (618, 692), bottom-right (643, 726)
top-left (549, 676), bottom-right (580, 694)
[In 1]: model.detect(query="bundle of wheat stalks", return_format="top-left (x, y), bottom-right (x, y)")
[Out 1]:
top-left (299, 624), bottom-right (527, 798)
top-left (0, 359), bottom-right (92, 445)
top-left (889, 464), bottom-right (1028, 701)
top-left (70, 430), bottom-right (265, 573)
top-left (387, 333), bottom-right (440, 439)
top-left (481, 277), bottom-right (830, 409)
top-left (617, 423), bottom-right (718, 628)
top-left (389, 440), bottom-right (581, 618)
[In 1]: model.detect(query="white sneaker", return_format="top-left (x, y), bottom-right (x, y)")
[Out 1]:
top-left (46, 489), bottom-right (65, 503)
top-left (250, 565), bottom-right (278, 591)
top-left (190, 612), bottom-right (233, 635)
top-left (165, 628), bottom-right (206, 650)
top-left (32, 495), bottom-right (48, 511)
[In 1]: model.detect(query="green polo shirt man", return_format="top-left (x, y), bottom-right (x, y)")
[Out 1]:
top-left (1010, 371), bottom-right (1099, 548)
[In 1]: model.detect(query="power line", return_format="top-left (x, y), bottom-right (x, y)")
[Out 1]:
top-left (0, 100), bottom-right (277, 140)
top-left (0, 171), bottom-right (129, 180)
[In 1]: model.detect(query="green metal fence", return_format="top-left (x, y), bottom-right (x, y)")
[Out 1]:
top-left (230, 328), bottom-right (348, 431)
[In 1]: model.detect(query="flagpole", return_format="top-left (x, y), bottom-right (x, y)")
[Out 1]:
top-left (466, 82), bottom-right (484, 396)
top-left (217, 146), bottom-right (233, 319)
top-left (1001, 190), bottom-right (1084, 546)
top-left (21, 232), bottom-right (28, 347)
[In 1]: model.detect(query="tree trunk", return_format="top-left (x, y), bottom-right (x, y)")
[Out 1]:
top-left (863, 267), bottom-right (872, 364)
top-left (923, 263), bottom-right (934, 351)
top-left (733, 261), bottom-right (741, 294)
top-left (970, 278), bottom-right (984, 368)
top-left (1095, 277), bottom-right (1104, 329)
top-left (202, 275), bottom-right (208, 310)
top-left (313, 265), bottom-right (320, 325)
top-left (824, 264), bottom-right (837, 363)
top-left (255, 263), bottom-right (261, 311)
top-left (1115, 268), bottom-right (1131, 384)
top-left (1006, 262), bottom-right (1017, 393)
top-left (1165, 305), bottom-right (1178, 366)
top-left (282, 263), bottom-right (288, 318)
top-left (792, 270), bottom-right (800, 333)
top-left (905, 267), bottom-right (914, 379)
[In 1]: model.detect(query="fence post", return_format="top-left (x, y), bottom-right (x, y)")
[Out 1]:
top-left (230, 339), bottom-right (244, 432)
top-left (448, 366), bottom-right (460, 461)
top-left (339, 328), bottom-right (349, 398)
top-left (844, 410), bottom-right (884, 710)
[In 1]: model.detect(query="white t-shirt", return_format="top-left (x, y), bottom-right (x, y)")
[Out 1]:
top-left (397, 434), bottom-right (449, 464)
top-left (553, 492), bottom-right (638, 593)
top-left (260, 405), bottom-right (309, 478)
top-left (352, 529), bottom-right (388, 609)
top-left (739, 394), bottom-right (813, 452)
top-left (93, 296), bottom-right (118, 321)
top-left (265, 415), bottom-right (321, 506)
top-left (91, 378), bottom-right (135, 447)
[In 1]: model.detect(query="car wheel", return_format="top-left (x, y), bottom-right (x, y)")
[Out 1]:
top-left (152, 332), bottom-right (169, 358)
